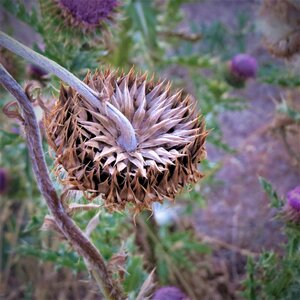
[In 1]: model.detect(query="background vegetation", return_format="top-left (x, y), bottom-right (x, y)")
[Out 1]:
top-left (0, 0), bottom-right (300, 299)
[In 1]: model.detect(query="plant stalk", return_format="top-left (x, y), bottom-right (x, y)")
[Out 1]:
top-left (0, 31), bottom-right (137, 152)
top-left (0, 64), bottom-right (127, 300)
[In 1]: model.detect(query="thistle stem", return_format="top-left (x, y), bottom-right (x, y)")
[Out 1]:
top-left (0, 31), bottom-right (137, 152)
top-left (0, 64), bottom-right (126, 300)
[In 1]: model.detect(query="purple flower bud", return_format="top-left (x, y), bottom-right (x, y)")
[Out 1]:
top-left (59, 0), bottom-right (118, 26)
top-left (0, 168), bottom-right (9, 194)
top-left (11, 126), bottom-right (21, 135)
top-left (284, 186), bottom-right (300, 223)
top-left (152, 286), bottom-right (188, 300)
top-left (287, 186), bottom-right (300, 212)
top-left (230, 54), bottom-right (258, 79)
top-left (27, 64), bottom-right (48, 80)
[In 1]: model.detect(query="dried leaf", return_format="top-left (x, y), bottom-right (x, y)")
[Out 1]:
top-left (66, 204), bottom-right (102, 215)
top-left (85, 211), bottom-right (101, 238)
top-left (136, 269), bottom-right (156, 300)
top-left (108, 244), bottom-right (128, 281)
top-left (41, 215), bottom-right (66, 240)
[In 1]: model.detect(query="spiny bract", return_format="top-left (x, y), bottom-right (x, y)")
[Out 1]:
top-left (44, 68), bottom-right (206, 213)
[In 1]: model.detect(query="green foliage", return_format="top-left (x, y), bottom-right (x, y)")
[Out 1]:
top-left (0, 0), bottom-right (272, 298)
top-left (17, 243), bottom-right (86, 272)
top-left (243, 257), bottom-right (258, 300)
top-left (244, 239), bottom-right (300, 300)
top-left (276, 100), bottom-right (300, 122)
top-left (259, 63), bottom-right (300, 88)
top-left (194, 12), bottom-right (253, 58)
top-left (124, 235), bottom-right (148, 296)
top-left (154, 226), bottom-right (210, 284)
top-left (0, 129), bottom-right (22, 149)
top-left (259, 177), bottom-right (284, 209)
top-left (1, 0), bottom-right (41, 32)
top-left (243, 181), bottom-right (300, 299)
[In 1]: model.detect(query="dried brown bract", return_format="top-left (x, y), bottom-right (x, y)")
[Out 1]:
top-left (44, 68), bottom-right (206, 213)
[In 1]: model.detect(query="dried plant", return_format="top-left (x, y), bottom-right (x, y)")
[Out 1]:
top-left (0, 30), bottom-right (207, 299)
top-left (259, 0), bottom-right (300, 58)
top-left (44, 69), bottom-right (206, 213)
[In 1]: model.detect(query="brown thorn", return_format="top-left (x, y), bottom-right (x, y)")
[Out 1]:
top-left (2, 101), bottom-right (24, 122)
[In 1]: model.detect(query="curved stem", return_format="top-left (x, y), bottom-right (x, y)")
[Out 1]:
top-left (0, 64), bottom-right (127, 300)
top-left (0, 31), bottom-right (137, 152)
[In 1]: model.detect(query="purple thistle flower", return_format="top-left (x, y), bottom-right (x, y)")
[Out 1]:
top-left (152, 286), bottom-right (188, 300)
top-left (284, 186), bottom-right (300, 223)
top-left (230, 54), bottom-right (258, 79)
top-left (27, 64), bottom-right (48, 79)
top-left (0, 168), bottom-right (9, 194)
top-left (59, 0), bottom-right (118, 26)
top-left (287, 186), bottom-right (300, 212)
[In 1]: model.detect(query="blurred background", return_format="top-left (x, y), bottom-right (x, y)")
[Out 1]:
top-left (0, 0), bottom-right (300, 299)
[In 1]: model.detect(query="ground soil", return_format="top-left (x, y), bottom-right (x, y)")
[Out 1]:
top-left (184, 0), bottom-right (300, 292)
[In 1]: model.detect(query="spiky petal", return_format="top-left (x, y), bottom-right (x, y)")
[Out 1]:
top-left (44, 68), bottom-right (206, 213)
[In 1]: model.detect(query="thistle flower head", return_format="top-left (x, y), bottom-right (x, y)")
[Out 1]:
top-left (284, 186), bottom-right (300, 223)
top-left (58, 0), bottom-right (118, 28)
top-left (288, 186), bottom-right (300, 210)
top-left (230, 54), bottom-right (257, 79)
top-left (224, 54), bottom-right (257, 88)
top-left (40, 0), bottom-right (119, 46)
top-left (152, 286), bottom-right (188, 300)
top-left (27, 64), bottom-right (48, 81)
top-left (44, 68), bottom-right (206, 213)
top-left (59, 0), bottom-right (117, 25)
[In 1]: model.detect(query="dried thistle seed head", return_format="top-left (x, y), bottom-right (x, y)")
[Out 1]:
top-left (259, 0), bottom-right (300, 58)
top-left (44, 68), bottom-right (206, 213)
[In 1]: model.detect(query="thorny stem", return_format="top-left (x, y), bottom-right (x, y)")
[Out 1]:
top-left (0, 31), bottom-right (137, 152)
top-left (0, 64), bottom-right (126, 300)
